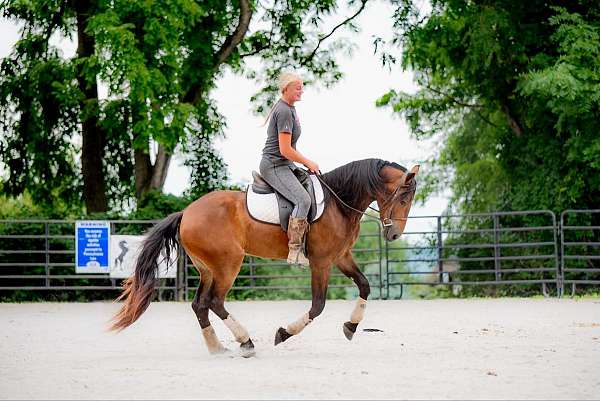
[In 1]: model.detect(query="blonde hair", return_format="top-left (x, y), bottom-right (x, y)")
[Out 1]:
top-left (278, 72), bottom-right (302, 94)
top-left (262, 72), bottom-right (303, 126)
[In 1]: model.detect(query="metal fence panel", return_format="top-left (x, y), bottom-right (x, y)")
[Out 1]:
top-left (560, 210), bottom-right (600, 296)
top-left (384, 211), bottom-right (560, 298)
top-left (0, 219), bottom-right (384, 300)
top-left (0, 220), bottom-right (179, 300)
top-left (2, 210), bottom-right (600, 299)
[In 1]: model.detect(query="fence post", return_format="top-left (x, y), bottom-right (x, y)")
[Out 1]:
top-left (177, 246), bottom-right (186, 301)
top-left (378, 221), bottom-right (384, 300)
top-left (250, 256), bottom-right (256, 289)
top-left (437, 216), bottom-right (443, 284)
top-left (45, 222), bottom-right (50, 288)
top-left (384, 235), bottom-right (389, 300)
top-left (493, 214), bottom-right (501, 282)
top-left (558, 212), bottom-right (565, 298)
top-left (110, 222), bottom-right (117, 290)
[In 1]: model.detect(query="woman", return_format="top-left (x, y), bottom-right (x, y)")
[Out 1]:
top-left (259, 72), bottom-right (319, 266)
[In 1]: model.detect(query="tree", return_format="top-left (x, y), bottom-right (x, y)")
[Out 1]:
top-left (377, 0), bottom-right (600, 214)
top-left (1, 0), bottom-right (370, 213)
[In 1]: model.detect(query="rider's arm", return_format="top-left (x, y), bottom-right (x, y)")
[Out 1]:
top-left (278, 132), bottom-right (319, 172)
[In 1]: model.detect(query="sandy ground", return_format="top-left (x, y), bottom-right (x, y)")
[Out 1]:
top-left (1, 299), bottom-right (599, 400)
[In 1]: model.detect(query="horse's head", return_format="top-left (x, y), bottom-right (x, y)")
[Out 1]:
top-left (376, 164), bottom-right (419, 241)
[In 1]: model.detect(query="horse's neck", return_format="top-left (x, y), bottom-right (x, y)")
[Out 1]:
top-left (323, 167), bottom-right (380, 212)
top-left (356, 197), bottom-right (376, 213)
top-left (328, 193), bottom-right (375, 230)
top-left (343, 189), bottom-right (376, 217)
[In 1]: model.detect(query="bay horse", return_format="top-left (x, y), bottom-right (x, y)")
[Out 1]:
top-left (110, 158), bottom-right (419, 357)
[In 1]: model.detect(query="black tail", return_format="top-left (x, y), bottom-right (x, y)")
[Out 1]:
top-left (110, 211), bottom-right (183, 331)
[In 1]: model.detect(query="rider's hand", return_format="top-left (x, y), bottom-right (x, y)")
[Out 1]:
top-left (304, 160), bottom-right (319, 173)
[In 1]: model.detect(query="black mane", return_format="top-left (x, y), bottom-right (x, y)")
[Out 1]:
top-left (321, 158), bottom-right (407, 218)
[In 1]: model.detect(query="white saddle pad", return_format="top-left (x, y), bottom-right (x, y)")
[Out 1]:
top-left (246, 175), bottom-right (325, 225)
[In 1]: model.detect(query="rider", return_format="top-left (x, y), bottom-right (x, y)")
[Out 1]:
top-left (259, 72), bottom-right (319, 266)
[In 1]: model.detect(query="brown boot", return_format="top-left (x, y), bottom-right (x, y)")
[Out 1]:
top-left (287, 217), bottom-right (310, 266)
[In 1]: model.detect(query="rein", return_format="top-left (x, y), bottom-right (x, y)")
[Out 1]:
top-left (313, 171), bottom-right (416, 227)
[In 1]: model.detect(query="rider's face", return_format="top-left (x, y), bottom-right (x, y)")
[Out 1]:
top-left (285, 81), bottom-right (303, 102)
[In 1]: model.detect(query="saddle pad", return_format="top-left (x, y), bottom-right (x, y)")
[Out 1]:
top-left (246, 175), bottom-right (325, 225)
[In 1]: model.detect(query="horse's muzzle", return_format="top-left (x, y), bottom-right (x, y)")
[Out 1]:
top-left (383, 227), bottom-right (401, 242)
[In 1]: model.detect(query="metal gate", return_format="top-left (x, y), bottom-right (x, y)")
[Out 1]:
top-left (560, 210), bottom-right (600, 296)
top-left (384, 211), bottom-right (560, 298)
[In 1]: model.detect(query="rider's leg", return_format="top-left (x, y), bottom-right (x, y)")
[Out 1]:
top-left (259, 160), bottom-right (311, 266)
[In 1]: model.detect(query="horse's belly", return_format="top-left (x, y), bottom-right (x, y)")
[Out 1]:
top-left (243, 221), bottom-right (289, 260)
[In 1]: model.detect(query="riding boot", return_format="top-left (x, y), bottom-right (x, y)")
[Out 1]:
top-left (287, 217), bottom-right (310, 267)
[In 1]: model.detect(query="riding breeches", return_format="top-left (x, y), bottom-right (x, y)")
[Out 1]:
top-left (259, 158), bottom-right (311, 219)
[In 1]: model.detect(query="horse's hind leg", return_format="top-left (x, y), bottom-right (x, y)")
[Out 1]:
top-left (274, 263), bottom-right (331, 345)
top-left (207, 256), bottom-right (256, 358)
top-left (336, 251), bottom-right (370, 340)
top-left (190, 257), bottom-right (228, 355)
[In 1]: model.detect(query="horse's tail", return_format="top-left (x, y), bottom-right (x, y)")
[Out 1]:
top-left (110, 211), bottom-right (184, 331)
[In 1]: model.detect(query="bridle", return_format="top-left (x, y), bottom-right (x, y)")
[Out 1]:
top-left (372, 180), bottom-right (417, 227)
top-left (314, 171), bottom-right (417, 227)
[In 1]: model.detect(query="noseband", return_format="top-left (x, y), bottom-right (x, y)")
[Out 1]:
top-left (374, 180), bottom-right (417, 227)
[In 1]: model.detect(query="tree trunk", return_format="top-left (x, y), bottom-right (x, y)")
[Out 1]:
top-left (134, 148), bottom-right (152, 200)
top-left (150, 145), bottom-right (171, 190)
top-left (502, 103), bottom-right (523, 137)
top-left (76, 0), bottom-right (107, 213)
top-left (134, 0), bottom-right (250, 200)
top-left (134, 144), bottom-right (171, 201)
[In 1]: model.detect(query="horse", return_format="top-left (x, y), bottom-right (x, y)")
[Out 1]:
top-left (110, 158), bottom-right (419, 357)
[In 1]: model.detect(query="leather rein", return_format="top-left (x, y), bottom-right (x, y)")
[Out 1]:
top-left (313, 171), bottom-right (416, 227)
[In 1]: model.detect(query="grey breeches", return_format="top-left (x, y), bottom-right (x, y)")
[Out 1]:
top-left (259, 158), bottom-right (311, 219)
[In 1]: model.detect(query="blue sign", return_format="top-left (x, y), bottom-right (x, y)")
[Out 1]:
top-left (76, 221), bottom-right (110, 273)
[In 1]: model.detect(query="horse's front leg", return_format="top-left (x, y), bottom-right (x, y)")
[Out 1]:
top-left (336, 250), bottom-right (371, 340)
top-left (274, 263), bottom-right (331, 345)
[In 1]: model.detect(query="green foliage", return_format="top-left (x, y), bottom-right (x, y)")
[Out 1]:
top-left (1, 0), bottom-right (369, 214)
top-left (379, 0), bottom-right (600, 215)
top-left (0, 191), bottom-right (82, 219)
top-left (0, 34), bottom-right (82, 209)
top-left (129, 191), bottom-right (192, 220)
top-left (379, 1), bottom-right (600, 296)
top-left (243, 0), bottom-right (365, 112)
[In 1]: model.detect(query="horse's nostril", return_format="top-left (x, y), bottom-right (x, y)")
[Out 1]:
top-left (392, 234), bottom-right (399, 240)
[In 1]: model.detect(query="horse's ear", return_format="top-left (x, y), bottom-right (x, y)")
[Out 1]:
top-left (404, 165), bottom-right (420, 184)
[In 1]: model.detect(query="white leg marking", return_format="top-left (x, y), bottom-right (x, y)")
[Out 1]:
top-left (350, 297), bottom-right (367, 324)
top-left (202, 325), bottom-right (227, 354)
top-left (286, 312), bottom-right (312, 335)
top-left (223, 315), bottom-right (250, 343)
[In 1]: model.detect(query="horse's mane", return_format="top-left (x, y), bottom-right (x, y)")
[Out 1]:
top-left (321, 158), bottom-right (407, 217)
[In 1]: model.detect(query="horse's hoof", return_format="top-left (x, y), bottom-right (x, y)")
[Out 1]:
top-left (240, 338), bottom-right (256, 358)
top-left (274, 327), bottom-right (292, 346)
top-left (343, 321), bottom-right (358, 341)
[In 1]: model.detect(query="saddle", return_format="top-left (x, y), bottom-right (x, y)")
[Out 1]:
top-left (246, 169), bottom-right (325, 232)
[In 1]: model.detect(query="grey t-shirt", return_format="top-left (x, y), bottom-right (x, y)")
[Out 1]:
top-left (262, 99), bottom-right (301, 163)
